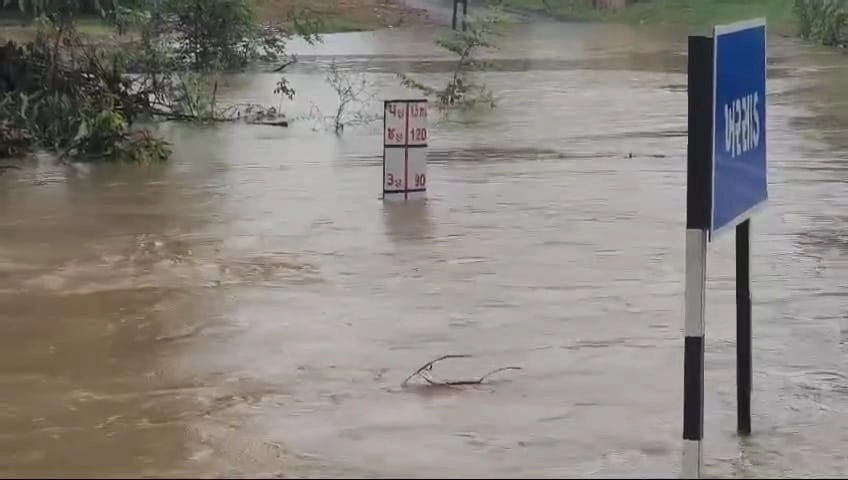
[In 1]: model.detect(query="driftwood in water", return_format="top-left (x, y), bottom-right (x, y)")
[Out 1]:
top-left (401, 354), bottom-right (521, 388)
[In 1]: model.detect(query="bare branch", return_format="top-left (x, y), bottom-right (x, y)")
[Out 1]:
top-left (401, 354), bottom-right (471, 387)
top-left (300, 59), bottom-right (382, 135)
top-left (430, 366), bottom-right (522, 386)
top-left (401, 355), bottom-right (521, 388)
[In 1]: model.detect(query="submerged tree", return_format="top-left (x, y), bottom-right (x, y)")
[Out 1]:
top-left (303, 59), bottom-right (381, 135)
top-left (399, 4), bottom-right (505, 110)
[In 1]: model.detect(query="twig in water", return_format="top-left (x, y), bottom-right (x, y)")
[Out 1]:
top-left (401, 354), bottom-right (521, 388)
top-left (401, 354), bottom-right (470, 386)
top-left (449, 366), bottom-right (523, 386)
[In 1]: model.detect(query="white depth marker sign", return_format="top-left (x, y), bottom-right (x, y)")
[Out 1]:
top-left (383, 99), bottom-right (428, 201)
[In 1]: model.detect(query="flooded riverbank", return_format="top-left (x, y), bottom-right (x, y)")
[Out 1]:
top-left (1, 19), bottom-right (847, 478)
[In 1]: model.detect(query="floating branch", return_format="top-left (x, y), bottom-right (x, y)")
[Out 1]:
top-left (401, 354), bottom-right (521, 388)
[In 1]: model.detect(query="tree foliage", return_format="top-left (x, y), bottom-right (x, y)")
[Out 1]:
top-left (159, 0), bottom-right (282, 71)
top-left (0, 0), bottom-right (322, 162)
top-left (0, 28), bottom-right (170, 163)
top-left (794, 0), bottom-right (848, 47)
top-left (2, 0), bottom-right (117, 16)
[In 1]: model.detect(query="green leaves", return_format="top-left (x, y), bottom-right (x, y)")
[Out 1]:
top-left (158, 0), bottom-right (317, 71)
top-left (0, 32), bottom-right (170, 163)
top-left (2, 0), bottom-right (322, 163)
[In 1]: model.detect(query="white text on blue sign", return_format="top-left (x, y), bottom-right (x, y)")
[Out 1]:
top-left (723, 92), bottom-right (761, 159)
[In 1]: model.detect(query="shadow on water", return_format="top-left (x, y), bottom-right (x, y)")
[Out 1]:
top-left (382, 200), bottom-right (435, 246)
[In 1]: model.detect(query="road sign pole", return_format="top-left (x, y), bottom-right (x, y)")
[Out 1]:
top-left (736, 219), bottom-right (752, 435)
top-left (452, 0), bottom-right (458, 30)
top-left (683, 17), bottom-right (766, 477)
top-left (683, 228), bottom-right (707, 479)
top-left (683, 34), bottom-right (714, 480)
top-left (712, 17), bottom-right (766, 440)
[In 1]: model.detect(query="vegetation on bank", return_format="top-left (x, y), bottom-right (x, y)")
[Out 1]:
top-left (0, 0), bottom-right (501, 164)
top-left (0, 0), bottom-right (321, 163)
top-left (794, 0), bottom-right (848, 47)
top-left (496, 0), bottom-right (797, 28)
top-left (495, 0), bottom-right (848, 46)
top-left (2, 0), bottom-right (840, 166)
top-left (0, 0), bottom-right (421, 39)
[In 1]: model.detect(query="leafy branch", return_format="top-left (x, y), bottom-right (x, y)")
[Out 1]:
top-left (398, 4), bottom-right (505, 110)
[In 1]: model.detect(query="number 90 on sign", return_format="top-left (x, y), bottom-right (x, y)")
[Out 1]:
top-left (385, 172), bottom-right (425, 189)
top-left (383, 147), bottom-right (427, 193)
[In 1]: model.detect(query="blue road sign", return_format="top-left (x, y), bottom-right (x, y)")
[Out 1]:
top-left (711, 19), bottom-right (768, 238)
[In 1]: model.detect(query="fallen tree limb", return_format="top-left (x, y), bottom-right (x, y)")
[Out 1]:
top-left (147, 109), bottom-right (237, 123)
top-left (147, 105), bottom-right (288, 126)
top-left (273, 58), bottom-right (297, 72)
top-left (401, 354), bottom-right (521, 388)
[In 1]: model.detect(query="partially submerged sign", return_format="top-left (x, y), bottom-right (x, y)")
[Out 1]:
top-left (383, 99), bottom-right (428, 202)
top-left (683, 17), bottom-right (768, 479)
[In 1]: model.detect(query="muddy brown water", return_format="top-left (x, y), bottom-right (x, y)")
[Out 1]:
top-left (1, 20), bottom-right (847, 478)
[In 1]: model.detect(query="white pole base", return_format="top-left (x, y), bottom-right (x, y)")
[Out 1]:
top-left (682, 438), bottom-right (702, 479)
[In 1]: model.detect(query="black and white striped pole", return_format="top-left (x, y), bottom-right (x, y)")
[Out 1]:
top-left (683, 33), bottom-right (711, 479)
top-left (683, 18), bottom-right (767, 478)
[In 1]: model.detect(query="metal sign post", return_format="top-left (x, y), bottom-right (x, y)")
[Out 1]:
top-left (683, 18), bottom-right (767, 478)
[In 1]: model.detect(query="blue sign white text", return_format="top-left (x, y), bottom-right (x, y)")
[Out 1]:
top-left (711, 19), bottom-right (768, 237)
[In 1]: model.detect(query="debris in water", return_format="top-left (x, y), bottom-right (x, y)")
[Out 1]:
top-left (401, 354), bottom-right (521, 388)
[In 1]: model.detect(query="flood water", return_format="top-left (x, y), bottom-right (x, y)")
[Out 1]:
top-left (1, 19), bottom-right (847, 478)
